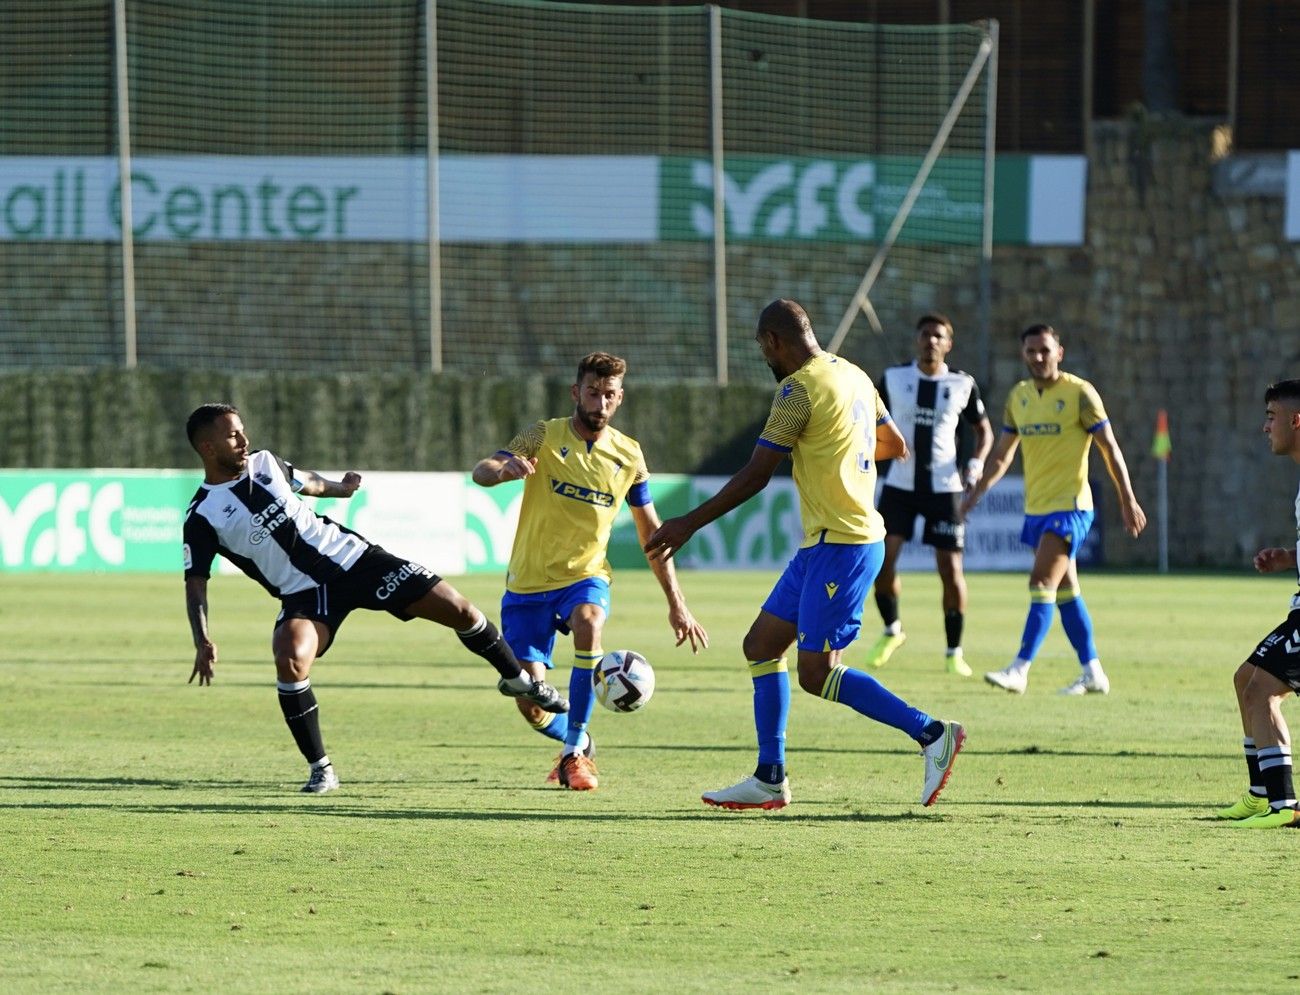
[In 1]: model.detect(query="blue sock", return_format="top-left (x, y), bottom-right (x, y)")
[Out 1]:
top-left (563, 649), bottom-right (601, 752)
top-left (1057, 590), bottom-right (1098, 664)
top-left (1018, 590), bottom-right (1057, 662)
top-left (529, 710), bottom-right (568, 743)
top-left (821, 664), bottom-right (933, 742)
top-left (749, 660), bottom-right (789, 784)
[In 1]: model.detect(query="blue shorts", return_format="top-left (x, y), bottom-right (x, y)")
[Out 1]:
top-left (1020, 510), bottom-right (1095, 559)
top-left (761, 540), bottom-right (885, 652)
top-left (501, 578), bottom-right (611, 668)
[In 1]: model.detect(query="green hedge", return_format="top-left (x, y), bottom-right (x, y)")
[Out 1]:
top-left (0, 370), bottom-right (774, 474)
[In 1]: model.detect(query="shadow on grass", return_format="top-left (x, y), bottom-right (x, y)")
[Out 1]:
top-left (0, 777), bottom-right (1211, 819)
top-left (412, 743), bottom-right (1231, 760)
top-left (0, 797), bottom-right (954, 824)
top-left (0, 775), bottom-right (479, 790)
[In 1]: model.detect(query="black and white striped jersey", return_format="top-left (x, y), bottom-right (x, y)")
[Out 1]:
top-left (183, 450), bottom-right (368, 598)
top-left (1293, 478), bottom-right (1300, 591)
top-left (879, 362), bottom-right (986, 494)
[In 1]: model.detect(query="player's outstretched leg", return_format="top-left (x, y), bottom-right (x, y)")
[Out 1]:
top-left (495, 673), bottom-right (568, 712)
top-left (449, 610), bottom-right (567, 711)
top-left (406, 582), bottom-right (569, 711)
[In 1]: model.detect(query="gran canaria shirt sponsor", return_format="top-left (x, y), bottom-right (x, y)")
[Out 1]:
top-left (757, 352), bottom-right (889, 546)
top-left (503, 418), bottom-right (648, 593)
top-left (1002, 371), bottom-right (1108, 515)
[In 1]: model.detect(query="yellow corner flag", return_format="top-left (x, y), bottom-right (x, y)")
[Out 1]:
top-left (1151, 409), bottom-right (1172, 461)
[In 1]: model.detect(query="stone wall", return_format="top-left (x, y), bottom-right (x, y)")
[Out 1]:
top-left (987, 118), bottom-right (1300, 567)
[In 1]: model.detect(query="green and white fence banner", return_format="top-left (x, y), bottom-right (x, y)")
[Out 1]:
top-left (0, 470), bottom-right (195, 571)
top-left (1, 470), bottom-right (1065, 574)
top-left (0, 155), bottom-right (1083, 246)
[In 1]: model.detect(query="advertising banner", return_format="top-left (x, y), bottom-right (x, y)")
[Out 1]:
top-left (0, 470), bottom-right (1095, 574)
top-left (0, 470), bottom-right (197, 571)
top-left (0, 154), bottom-right (1082, 245)
top-left (310, 472), bottom-right (468, 577)
top-left (0, 469), bottom-right (469, 575)
top-left (659, 154), bottom-right (985, 245)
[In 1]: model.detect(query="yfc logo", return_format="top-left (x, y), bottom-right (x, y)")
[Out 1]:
top-left (688, 159), bottom-right (876, 240)
top-left (684, 477), bottom-right (803, 570)
top-left (0, 481), bottom-right (125, 567)
top-left (464, 481), bottom-right (523, 571)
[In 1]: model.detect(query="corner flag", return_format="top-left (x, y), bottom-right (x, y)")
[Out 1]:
top-left (1151, 409), bottom-right (1172, 461)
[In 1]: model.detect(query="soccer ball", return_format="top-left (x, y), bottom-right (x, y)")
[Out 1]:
top-left (592, 650), bottom-right (655, 713)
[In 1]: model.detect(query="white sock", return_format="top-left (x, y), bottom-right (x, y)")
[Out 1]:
top-left (312, 755), bottom-right (331, 770)
top-left (1010, 658), bottom-right (1031, 673)
top-left (884, 621), bottom-right (903, 636)
top-left (1082, 659), bottom-right (1104, 679)
top-left (561, 732), bottom-right (590, 758)
top-left (502, 672), bottom-right (533, 692)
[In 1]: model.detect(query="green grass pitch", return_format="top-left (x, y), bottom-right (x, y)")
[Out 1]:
top-left (1, 570), bottom-right (1297, 993)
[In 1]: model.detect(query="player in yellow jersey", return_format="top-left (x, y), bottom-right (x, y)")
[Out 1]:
top-left (473, 352), bottom-right (708, 791)
top-left (645, 300), bottom-right (965, 811)
top-left (961, 324), bottom-right (1146, 695)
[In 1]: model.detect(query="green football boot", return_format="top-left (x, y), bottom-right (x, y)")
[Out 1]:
top-left (1231, 806), bottom-right (1300, 828)
top-left (1215, 792), bottom-right (1269, 820)
top-left (865, 631), bottom-right (907, 669)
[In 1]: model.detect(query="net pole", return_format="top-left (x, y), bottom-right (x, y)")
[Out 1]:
top-left (979, 20), bottom-right (999, 388)
top-left (425, 0), bottom-right (443, 373)
top-left (113, 0), bottom-right (138, 369)
top-left (828, 34), bottom-right (993, 356)
top-left (1157, 458), bottom-right (1169, 573)
top-left (1227, 0), bottom-right (1239, 135)
top-left (709, 5), bottom-right (728, 386)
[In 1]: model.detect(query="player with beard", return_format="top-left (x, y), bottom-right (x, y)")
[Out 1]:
top-left (473, 352), bottom-right (708, 791)
top-left (962, 324), bottom-right (1146, 695)
top-left (183, 403), bottom-right (567, 795)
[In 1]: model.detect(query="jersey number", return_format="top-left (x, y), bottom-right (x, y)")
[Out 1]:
top-left (851, 398), bottom-right (872, 473)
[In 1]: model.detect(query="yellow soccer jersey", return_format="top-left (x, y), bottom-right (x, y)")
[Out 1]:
top-left (1003, 371), bottom-right (1108, 515)
top-left (758, 352), bottom-right (889, 546)
top-left (503, 417), bottom-right (649, 593)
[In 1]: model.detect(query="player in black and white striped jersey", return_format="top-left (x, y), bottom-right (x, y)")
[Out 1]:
top-left (182, 402), bottom-right (567, 795)
top-left (1217, 379), bottom-right (1300, 828)
top-left (864, 315), bottom-right (993, 676)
